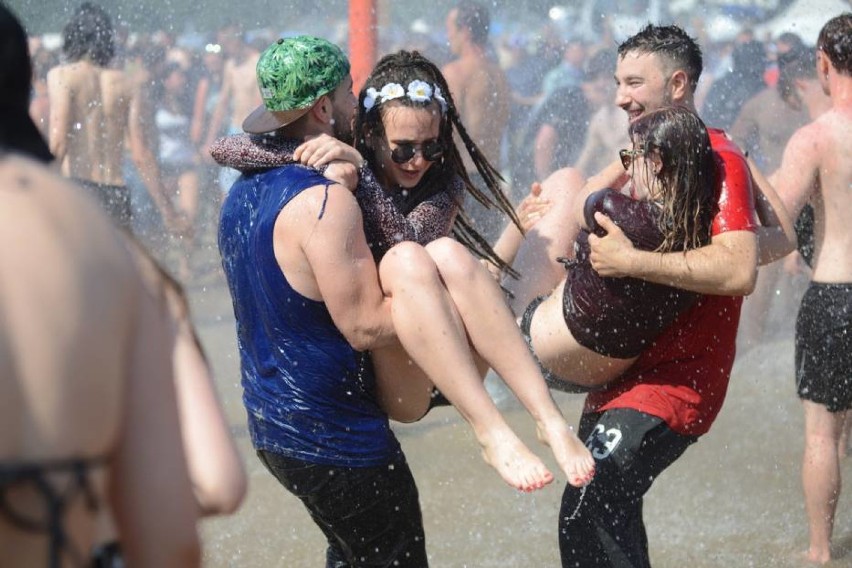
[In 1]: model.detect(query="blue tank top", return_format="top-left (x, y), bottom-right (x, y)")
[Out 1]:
top-left (218, 165), bottom-right (400, 467)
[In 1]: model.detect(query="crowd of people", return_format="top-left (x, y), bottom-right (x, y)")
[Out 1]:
top-left (3, 0), bottom-right (851, 565)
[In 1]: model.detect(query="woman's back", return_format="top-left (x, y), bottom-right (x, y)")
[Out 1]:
top-left (0, 155), bottom-right (200, 567)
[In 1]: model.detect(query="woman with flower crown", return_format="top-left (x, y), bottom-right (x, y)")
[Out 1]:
top-left (211, 49), bottom-right (595, 492)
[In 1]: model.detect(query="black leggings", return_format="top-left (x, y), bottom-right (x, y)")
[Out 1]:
top-left (257, 450), bottom-right (428, 567)
top-left (559, 409), bottom-right (697, 568)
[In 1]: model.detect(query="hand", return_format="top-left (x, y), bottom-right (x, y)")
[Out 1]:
top-left (516, 182), bottom-right (551, 231)
top-left (294, 134), bottom-right (364, 168)
top-left (587, 212), bottom-right (635, 277)
top-left (324, 160), bottom-right (359, 192)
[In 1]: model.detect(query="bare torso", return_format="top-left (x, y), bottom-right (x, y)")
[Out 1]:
top-left (226, 53), bottom-right (261, 131)
top-left (443, 53), bottom-right (509, 171)
top-left (807, 108), bottom-right (852, 282)
top-left (47, 60), bottom-right (133, 186)
top-left (0, 155), bottom-right (135, 562)
top-left (0, 155), bottom-right (199, 566)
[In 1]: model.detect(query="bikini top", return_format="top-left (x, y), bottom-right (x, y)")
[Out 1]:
top-left (0, 455), bottom-right (108, 568)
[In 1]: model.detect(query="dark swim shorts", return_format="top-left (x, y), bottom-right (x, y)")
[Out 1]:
top-left (795, 282), bottom-right (852, 412)
top-left (562, 189), bottom-right (700, 358)
top-left (73, 178), bottom-right (132, 229)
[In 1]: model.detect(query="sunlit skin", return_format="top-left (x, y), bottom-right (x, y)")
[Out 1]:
top-left (614, 52), bottom-right (676, 123)
top-left (370, 100), bottom-right (441, 190)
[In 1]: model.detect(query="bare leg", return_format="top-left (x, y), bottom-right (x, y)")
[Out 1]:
top-left (425, 238), bottom-right (594, 487)
top-left (505, 167), bottom-right (586, 315)
top-left (838, 410), bottom-right (851, 460)
top-left (176, 170), bottom-right (200, 280)
top-left (801, 399), bottom-right (844, 564)
top-left (374, 242), bottom-right (554, 492)
top-left (527, 281), bottom-right (636, 387)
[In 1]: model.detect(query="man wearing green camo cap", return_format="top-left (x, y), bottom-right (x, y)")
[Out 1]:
top-left (216, 36), bottom-right (430, 567)
top-left (242, 35), bottom-right (353, 135)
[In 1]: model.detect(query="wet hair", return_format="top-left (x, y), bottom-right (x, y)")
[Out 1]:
top-left (354, 49), bottom-right (519, 271)
top-left (454, 1), bottom-right (490, 46)
top-left (62, 2), bottom-right (115, 66)
top-left (618, 24), bottom-right (703, 93)
top-left (0, 4), bottom-right (53, 162)
top-left (777, 46), bottom-right (817, 109)
top-left (817, 12), bottom-right (852, 76)
top-left (628, 106), bottom-right (717, 253)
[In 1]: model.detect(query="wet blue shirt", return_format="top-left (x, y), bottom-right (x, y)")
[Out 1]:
top-left (218, 164), bottom-right (400, 467)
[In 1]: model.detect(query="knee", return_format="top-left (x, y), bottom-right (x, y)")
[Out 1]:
top-left (541, 167), bottom-right (586, 200)
top-left (380, 242), bottom-right (439, 287)
top-left (424, 238), bottom-right (478, 282)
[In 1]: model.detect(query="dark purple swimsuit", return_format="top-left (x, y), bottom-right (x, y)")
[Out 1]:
top-left (562, 189), bottom-right (701, 358)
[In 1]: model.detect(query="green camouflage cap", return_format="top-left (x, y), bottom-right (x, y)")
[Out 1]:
top-left (242, 35), bottom-right (350, 134)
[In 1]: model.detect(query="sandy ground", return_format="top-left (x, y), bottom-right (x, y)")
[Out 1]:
top-left (178, 268), bottom-right (852, 568)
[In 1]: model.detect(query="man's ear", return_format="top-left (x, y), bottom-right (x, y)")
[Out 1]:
top-left (669, 69), bottom-right (690, 102)
top-left (817, 50), bottom-right (831, 79)
top-left (310, 94), bottom-right (332, 123)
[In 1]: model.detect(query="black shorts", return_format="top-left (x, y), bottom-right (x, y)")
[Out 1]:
top-left (558, 408), bottom-right (697, 568)
top-left (257, 450), bottom-right (428, 567)
top-left (795, 282), bottom-right (852, 412)
top-left (73, 178), bottom-right (132, 230)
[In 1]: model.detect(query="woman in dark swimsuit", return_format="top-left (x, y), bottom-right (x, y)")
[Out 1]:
top-left (0, 7), bottom-right (243, 565)
top-left (520, 106), bottom-right (718, 390)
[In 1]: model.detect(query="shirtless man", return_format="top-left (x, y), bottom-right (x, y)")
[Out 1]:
top-left (771, 13), bottom-right (852, 564)
top-left (443, 0), bottom-right (510, 242)
top-left (204, 29), bottom-right (261, 190)
top-left (47, 2), bottom-right (180, 231)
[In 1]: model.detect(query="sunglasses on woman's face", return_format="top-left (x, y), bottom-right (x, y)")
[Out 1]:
top-left (619, 148), bottom-right (645, 170)
top-left (389, 140), bottom-right (445, 164)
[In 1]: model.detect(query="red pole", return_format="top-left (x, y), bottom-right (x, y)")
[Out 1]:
top-left (349, 0), bottom-right (377, 94)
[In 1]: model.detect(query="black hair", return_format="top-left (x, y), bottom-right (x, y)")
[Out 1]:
top-left (454, 1), bottom-right (490, 46)
top-left (0, 3), bottom-right (53, 162)
top-left (628, 106), bottom-right (716, 253)
top-left (354, 49), bottom-right (519, 272)
top-left (817, 12), bottom-right (852, 76)
top-left (62, 2), bottom-right (115, 66)
top-left (618, 24), bottom-right (703, 92)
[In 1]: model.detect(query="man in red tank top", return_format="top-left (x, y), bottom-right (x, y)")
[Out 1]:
top-left (526, 25), bottom-right (795, 568)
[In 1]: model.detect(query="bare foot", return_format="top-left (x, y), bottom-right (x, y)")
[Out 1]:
top-left (479, 429), bottom-right (554, 492)
top-left (794, 549), bottom-right (831, 565)
top-left (537, 421), bottom-right (595, 487)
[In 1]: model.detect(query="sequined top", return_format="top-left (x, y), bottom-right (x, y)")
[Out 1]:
top-left (210, 134), bottom-right (462, 260)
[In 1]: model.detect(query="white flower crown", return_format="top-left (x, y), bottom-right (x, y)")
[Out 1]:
top-left (363, 80), bottom-right (448, 114)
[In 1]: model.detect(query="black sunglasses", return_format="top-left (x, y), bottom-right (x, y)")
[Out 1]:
top-left (618, 148), bottom-right (644, 170)
top-left (390, 140), bottom-right (445, 164)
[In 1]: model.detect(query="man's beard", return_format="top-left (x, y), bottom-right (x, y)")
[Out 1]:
top-left (333, 115), bottom-right (354, 145)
